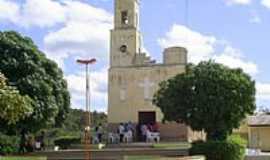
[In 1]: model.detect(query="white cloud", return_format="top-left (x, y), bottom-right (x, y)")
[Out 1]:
top-left (0, 0), bottom-right (66, 27)
top-left (0, 0), bottom-right (112, 28)
top-left (0, 0), bottom-right (113, 62)
top-left (225, 0), bottom-right (252, 6)
top-left (0, 0), bottom-right (19, 23)
top-left (213, 46), bottom-right (258, 75)
top-left (63, 0), bottom-right (112, 23)
top-left (262, 0), bottom-right (270, 9)
top-left (40, 0), bottom-right (111, 110)
top-left (65, 68), bottom-right (108, 112)
top-left (158, 24), bottom-right (258, 76)
top-left (158, 24), bottom-right (216, 64)
top-left (257, 83), bottom-right (270, 100)
top-left (0, 0), bottom-right (112, 109)
top-left (42, 0), bottom-right (112, 68)
top-left (44, 50), bottom-right (68, 69)
top-left (44, 20), bottom-right (112, 66)
top-left (20, 0), bottom-right (66, 28)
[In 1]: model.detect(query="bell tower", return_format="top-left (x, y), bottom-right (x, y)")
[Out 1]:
top-left (110, 0), bottom-right (142, 67)
top-left (114, 0), bottom-right (139, 29)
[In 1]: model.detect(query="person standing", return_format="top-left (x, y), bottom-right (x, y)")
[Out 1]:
top-left (40, 131), bottom-right (45, 151)
top-left (19, 129), bottom-right (27, 153)
top-left (127, 121), bottom-right (134, 132)
top-left (118, 123), bottom-right (125, 143)
top-left (97, 124), bottom-right (103, 143)
top-left (141, 124), bottom-right (148, 142)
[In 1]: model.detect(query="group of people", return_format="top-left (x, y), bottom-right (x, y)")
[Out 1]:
top-left (107, 122), bottom-right (160, 144)
top-left (93, 122), bottom-right (135, 144)
top-left (93, 124), bottom-right (104, 144)
top-left (118, 122), bottom-right (135, 143)
top-left (138, 122), bottom-right (160, 142)
top-left (93, 122), bottom-right (161, 144)
top-left (19, 130), bottom-right (45, 153)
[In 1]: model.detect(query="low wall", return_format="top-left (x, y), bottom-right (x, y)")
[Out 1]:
top-left (159, 123), bottom-right (188, 141)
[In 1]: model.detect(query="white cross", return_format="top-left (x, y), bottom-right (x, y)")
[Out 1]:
top-left (139, 77), bottom-right (155, 100)
top-left (120, 87), bottom-right (126, 101)
top-left (120, 84), bottom-right (126, 101)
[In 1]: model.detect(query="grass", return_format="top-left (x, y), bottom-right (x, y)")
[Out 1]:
top-left (0, 157), bottom-right (46, 160)
top-left (153, 142), bottom-right (191, 149)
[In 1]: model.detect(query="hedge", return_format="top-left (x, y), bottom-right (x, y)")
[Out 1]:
top-left (190, 135), bottom-right (246, 160)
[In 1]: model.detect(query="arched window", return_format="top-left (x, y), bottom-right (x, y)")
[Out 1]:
top-left (121, 11), bottom-right (128, 25)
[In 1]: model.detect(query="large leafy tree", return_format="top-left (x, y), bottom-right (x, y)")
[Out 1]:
top-left (0, 72), bottom-right (33, 125)
top-left (0, 31), bottom-right (70, 133)
top-left (153, 61), bottom-right (256, 140)
top-left (62, 109), bottom-right (107, 132)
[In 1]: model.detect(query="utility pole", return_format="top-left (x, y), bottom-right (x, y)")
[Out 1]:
top-left (77, 58), bottom-right (96, 160)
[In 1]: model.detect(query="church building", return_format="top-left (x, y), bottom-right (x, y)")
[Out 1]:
top-left (108, 0), bottom-right (202, 141)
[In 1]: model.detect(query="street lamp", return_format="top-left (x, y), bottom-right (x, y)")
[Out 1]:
top-left (77, 58), bottom-right (96, 160)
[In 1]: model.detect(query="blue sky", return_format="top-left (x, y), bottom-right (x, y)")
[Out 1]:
top-left (0, 0), bottom-right (270, 112)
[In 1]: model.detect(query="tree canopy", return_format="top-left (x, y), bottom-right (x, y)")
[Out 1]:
top-left (62, 109), bottom-right (107, 132)
top-left (153, 61), bottom-right (256, 140)
top-left (0, 72), bottom-right (33, 125)
top-left (0, 31), bottom-right (70, 133)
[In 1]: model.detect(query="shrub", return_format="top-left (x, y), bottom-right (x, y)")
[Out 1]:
top-left (228, 134), bottom-right (247, 159)
top-left (228, 134), bottom-right (247, 148)
top-left (0, 145), bottom-right (18, 155)
top-left (190, 138), bottom-right (246, 160)
top-left (0, 133), bottom-right (19, 155)
top-left (54, 136), bottom-right (80, 149)
top-left (0, 134), bottom-right (19, 146)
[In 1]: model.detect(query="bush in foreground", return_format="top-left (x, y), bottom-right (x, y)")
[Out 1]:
top-left (0, 133), bottom-right (19, 155)
top-left (190, 135), bottom-right (246, 160)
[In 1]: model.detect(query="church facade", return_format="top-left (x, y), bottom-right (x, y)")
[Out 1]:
top-left (108, 0), bottom-right (203, 141)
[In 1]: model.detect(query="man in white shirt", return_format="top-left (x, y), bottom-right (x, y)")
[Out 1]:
top-left (118, 123), bottom-right (125, 143)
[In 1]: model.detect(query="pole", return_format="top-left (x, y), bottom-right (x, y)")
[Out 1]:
top-left (77, 58), bottom-right (96, 160)
top-left (85, 64), bottom-right (90, 160)
top-left (86, 64), bottom-right (91, 128)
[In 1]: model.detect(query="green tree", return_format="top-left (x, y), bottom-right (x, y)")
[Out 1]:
top-left (153, 61), bottom-right (256, 140)
top-left (0, 72), bottom-right (33, 125)
top-left (63, 109), bottom-right (108, 131)
top-left (0, 31), bottom-right (70, 133)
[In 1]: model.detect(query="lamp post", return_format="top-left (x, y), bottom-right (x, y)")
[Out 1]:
top-left (77, 58), bottom-right (96, 160)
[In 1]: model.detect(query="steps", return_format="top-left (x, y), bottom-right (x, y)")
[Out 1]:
top-left (107, 143), bottom-right (154, 149)
top-left (33, 148), bottom-right (189, 160)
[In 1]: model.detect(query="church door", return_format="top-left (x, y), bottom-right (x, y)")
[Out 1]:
top-left (138, 112), bottom-right (156, 124)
